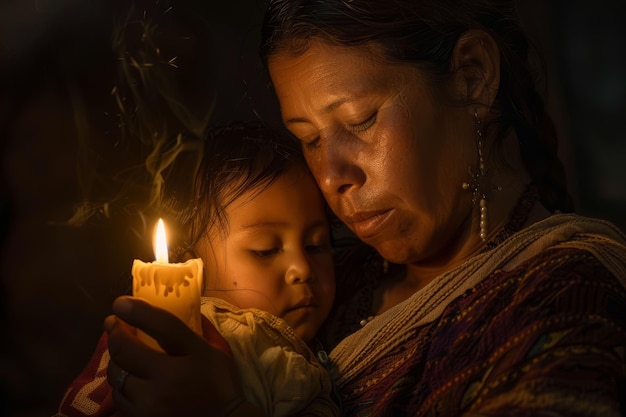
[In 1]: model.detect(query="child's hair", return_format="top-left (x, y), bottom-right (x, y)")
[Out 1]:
top-left (161, 121), bottom-right (310, 261)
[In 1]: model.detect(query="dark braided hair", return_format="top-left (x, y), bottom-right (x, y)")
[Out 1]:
top-left (260, 0), bottom-right (574, 213)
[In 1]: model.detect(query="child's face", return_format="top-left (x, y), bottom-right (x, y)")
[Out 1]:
top-left (199, 166), bottom-right (335, 342)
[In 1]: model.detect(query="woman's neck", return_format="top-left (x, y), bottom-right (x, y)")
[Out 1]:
top-left (374, 173), bottom-right (547, 317)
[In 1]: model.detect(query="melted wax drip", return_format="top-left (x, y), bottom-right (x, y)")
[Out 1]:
top-left (134, 262), bottom-right (197, 297)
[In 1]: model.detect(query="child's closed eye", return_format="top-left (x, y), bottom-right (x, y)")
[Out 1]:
top-left (306, 243), bottom-right (331, 253)
top-left (250, 248), bottom-right (280, 258)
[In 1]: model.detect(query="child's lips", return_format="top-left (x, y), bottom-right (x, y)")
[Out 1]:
top-left (286, 297), bottom-right (317, 313)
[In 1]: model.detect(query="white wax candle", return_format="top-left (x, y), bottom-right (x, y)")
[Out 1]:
top-left (131, 218), bottom-right (204, 351)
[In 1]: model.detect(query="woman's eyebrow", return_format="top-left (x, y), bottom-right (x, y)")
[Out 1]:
top-left (285, 97), bottom-right (352, 125)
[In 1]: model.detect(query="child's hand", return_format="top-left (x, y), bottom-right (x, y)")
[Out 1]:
top-left (104, 296), bottom-right (256, 417)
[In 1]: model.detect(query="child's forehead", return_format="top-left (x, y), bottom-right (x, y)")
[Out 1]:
top-left (224, 169), bottom-right (323, 229)
top-left (228, 167), bottom-right (315, 207)
top-left (235, 173), bottom-right (317, 207)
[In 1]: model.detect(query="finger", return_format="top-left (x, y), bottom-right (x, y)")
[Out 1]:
top-left (104, 314), bottom-right (137, 338)
top-left (112, 296), bottom-right (206, 356)
top-left (111, 387), bottom-right (135, 417)
top-left (106, 357), bottom-right (120, 388)
top-left (106, 314), bottom-right (166, 378)
top-left (108, 357), bottom-right (159, 417)
top-left (108, 362), bottom-right (159, 417)
top-left (109, 367), bottom-right (142, 417)
top-left (107, 358), bottom-right (135, 412)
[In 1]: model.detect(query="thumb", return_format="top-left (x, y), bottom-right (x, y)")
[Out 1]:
top-left (112, 295), bottom-right (204, 356)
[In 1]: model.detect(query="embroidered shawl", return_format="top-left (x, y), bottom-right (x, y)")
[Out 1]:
top-left (329, 214), bottom-right (626, 416)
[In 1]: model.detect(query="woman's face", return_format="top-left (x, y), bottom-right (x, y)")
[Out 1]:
top-left (269, 41), bottom-right (477, 265)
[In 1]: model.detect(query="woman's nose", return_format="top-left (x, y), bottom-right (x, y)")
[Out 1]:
top-left (310, 132), bottom-right (366, 196)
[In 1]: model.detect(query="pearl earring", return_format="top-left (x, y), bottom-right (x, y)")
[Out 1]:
top-left (462, 110), bottom-right (500, 241)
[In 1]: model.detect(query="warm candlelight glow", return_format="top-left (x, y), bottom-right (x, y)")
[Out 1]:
top-left (132, 218), bottom-right (204, 351)
top-left (154, 218), bottom-right (169, 263)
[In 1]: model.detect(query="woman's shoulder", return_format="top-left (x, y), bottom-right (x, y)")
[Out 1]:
top-left (477, 245), bottom-right (626, 326)
top-left (501, 212), bottom-right (626, 292)
top-left (514, 245), bottom-right (624, 294)
top-left (428, 248), bottom-right (626, 417)
top-left (439, 243), bottom-right (625, 343)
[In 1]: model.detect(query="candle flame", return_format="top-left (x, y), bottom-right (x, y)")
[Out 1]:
top-left (154, 218), bottom-right (169, 263)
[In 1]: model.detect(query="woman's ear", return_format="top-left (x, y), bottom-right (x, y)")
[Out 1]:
top-left (451, 29), bottom-right (500, 112)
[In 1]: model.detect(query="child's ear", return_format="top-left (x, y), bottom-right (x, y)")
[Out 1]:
top-left (450, 29), bottom-right (500, 112)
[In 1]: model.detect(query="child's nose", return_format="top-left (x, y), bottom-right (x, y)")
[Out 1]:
top-left (285, 252), bottom-right (314, 284)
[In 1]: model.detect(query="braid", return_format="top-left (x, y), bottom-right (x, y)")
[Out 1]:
top-left (496, 21), bottom-right (574, 213)
top-left (516, 99), bottom-right (574, 213)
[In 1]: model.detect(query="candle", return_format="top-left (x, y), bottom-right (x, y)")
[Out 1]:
top-left (131, 218), bottom-right (204, 351)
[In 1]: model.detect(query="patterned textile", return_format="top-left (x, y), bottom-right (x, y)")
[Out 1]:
top-left (325, 214), bottom-right (626, 416)
top-left (53, 331), bottom-right (115, 417)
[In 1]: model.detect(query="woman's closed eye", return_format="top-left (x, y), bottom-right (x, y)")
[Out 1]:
top-left (348, 111), bottom-right (377, 133)
top-left (301, 134), bottom-right (321, 149)
top-left (297, 111), bottom-right (377, 149)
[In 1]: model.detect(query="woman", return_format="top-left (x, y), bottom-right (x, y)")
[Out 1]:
top-left (261, 0), bottom-right (626, 414)
top-left (104, 1), bottom-right (626, 415)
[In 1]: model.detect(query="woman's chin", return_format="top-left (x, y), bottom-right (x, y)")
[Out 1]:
top-left (374, 241), bottom-right (412, 264)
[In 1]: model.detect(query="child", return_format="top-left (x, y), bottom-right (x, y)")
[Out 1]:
top-left (54, 122), bottom-right (339, 417)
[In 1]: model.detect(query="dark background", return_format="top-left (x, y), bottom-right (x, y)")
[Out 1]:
top-left (1, 1), bottom-right (624, 416)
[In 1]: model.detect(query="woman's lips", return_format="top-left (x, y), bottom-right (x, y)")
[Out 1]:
top-left (344, 209), bottom-right (392, 238)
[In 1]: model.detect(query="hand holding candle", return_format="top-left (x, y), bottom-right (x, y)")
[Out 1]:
top-left (131, 218), bottom-right (204, 351)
